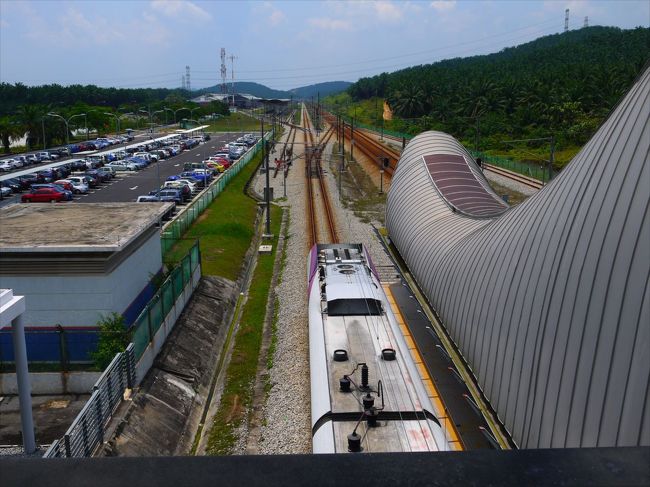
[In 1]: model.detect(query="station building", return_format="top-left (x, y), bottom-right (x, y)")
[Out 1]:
top-left (0, 202), bottom-right (173, 362)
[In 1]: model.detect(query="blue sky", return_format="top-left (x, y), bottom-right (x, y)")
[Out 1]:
top-left (0, 0), bottom-right (648, 91)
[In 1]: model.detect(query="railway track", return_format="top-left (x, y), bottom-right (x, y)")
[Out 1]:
top-left (482, 163), bottom-right (545, 190)
top-left (325, 111), bottom-right (545, 191)
top-left (303, 104), bottom-right (338, 248)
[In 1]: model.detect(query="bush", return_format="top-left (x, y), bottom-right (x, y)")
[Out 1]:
top-left (91, 312), bottom-right (130, 370)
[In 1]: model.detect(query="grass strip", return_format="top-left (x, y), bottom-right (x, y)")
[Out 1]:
top-left (205, 204), bottom-right (282, 455)
top-left (164, 152), bottom-right (263, 280)
top-left (205, 112), bottom-right (262, 133)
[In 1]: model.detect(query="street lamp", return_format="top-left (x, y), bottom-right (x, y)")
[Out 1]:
top-left (173, 107), bottom-right (190, 123)
top-left (47, 112), bottom-right (86, 147)
top-left (103, 112), bottom-right (120, 137)
top-left (163, 107), bottom-right (173, 125)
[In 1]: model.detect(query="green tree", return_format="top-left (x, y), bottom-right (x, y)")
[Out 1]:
top-left (15, 104), bottom-right (45, 149)
top-left (0, 116), bottom-right (23, 154)
top-left (91, 313), bottom-right (130, 370)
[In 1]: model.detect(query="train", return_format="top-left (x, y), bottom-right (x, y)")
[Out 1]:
top-left (308, 243), bottom-right (452, 453)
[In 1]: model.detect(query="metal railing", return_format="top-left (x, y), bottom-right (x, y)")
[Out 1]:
top-left (44, 344), bottom-right (135, 458)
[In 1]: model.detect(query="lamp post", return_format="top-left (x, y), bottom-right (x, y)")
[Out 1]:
top-left (103, 112), bottom-right (120, 137)
top-left (174, 108), bottom-right (190, 124)
top-left (163, 107), bottom-right (173, 125)
top-left (47, 112), bottom-right (86, 147)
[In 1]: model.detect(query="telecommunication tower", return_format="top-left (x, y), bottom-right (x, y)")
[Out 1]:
top-left (584, 16), bottom-right (589, 28)
top-left (228, 54), bottom-right (238, 107)
top-left (564, 9), bottom-right (569, 32)
top-left (181, 75), bottom-right (186, 90)
top-left (220, 48), bottom-right (227, 94)
top-left (186, 65), bottom-right (191, 93)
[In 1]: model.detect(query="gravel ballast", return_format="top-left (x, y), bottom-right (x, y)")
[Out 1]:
top-left (250, 125), bottom-right (393, 454)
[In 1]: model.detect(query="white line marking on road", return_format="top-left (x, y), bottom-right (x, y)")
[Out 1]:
top-left (174, 164), bottom-right (180, 167)
top-left (130, 186), bottom-right (139, 190)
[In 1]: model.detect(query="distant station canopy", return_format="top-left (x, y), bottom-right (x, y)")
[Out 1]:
top-left (386, 67), bottom-right (650, 449)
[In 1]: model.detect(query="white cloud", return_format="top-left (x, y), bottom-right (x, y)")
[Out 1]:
top-left (374, 1), bottom-right (403, 22)
top-left (430, 0), bottom-right (456, 12)
top-left (308, 17), bottom-right (353, 31)
top-left (269, 9), bottom-right (286, 26)
top-left (150, 0), bottom-right (211, 22)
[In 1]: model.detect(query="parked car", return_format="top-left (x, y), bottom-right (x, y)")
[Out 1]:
top-left (162, 181), bottom-right (192, 201)
top-left (2, 177), bottom-right (28, 192)
top-left (26, 154), bottom-right (40, 164)
top-left (106, 161), bottom-right (138, 172)
top-left (18, 173), bottom-right (45, 186)
top-left (96, 166), bottom-right (115, 179)
top-left (57, 178), bottom-right (88, 194)
top-left (67, 176), bottom-right (92, 190)
top-left (0, 160), bottom-right (14, 171)
top-left (84, 168), bottom-right (109, 183)
top-left (37, 152), bottom-right (52, 161)
top-left (30, 183), bottom-right (73, 200)
top-left (21, 187), bottom-right (69, 203)
top-left (53, 180), bottom-right (75, 192)
top-left (148, 188), bottom-right (183, 204)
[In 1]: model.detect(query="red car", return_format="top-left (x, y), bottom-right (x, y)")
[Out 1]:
top-left (54, 180), bottom-right (74, 192)
top-left (21, 187), bottom-right (68, 203)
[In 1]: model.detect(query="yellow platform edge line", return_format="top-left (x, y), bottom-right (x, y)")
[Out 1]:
top-left (383, 284), bottom-right (464, 451)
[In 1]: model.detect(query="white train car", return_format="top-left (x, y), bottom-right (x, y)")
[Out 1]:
top-left (308, 243), bottom-right (451, 453)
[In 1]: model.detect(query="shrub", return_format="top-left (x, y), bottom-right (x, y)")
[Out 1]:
top-left (91, 312), bottom-right (130, 370)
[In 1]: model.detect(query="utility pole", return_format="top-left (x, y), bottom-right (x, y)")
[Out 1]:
top-left (262, 118), bottom-right (272, 237)
top-left (549, 136), bottom-right (555, 182)
top-left (229, 54), bottom-right (238, 108)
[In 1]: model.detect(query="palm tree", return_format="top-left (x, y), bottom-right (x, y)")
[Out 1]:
top-left (0, 116), bottom-right (23, 154)
top-left (15, 104), bottom-right (45, 150)
top-left (389, 84), bottom-right (427, 118)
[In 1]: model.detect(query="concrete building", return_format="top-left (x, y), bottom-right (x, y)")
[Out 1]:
top-left (0, 202), bottom-right (173, 361)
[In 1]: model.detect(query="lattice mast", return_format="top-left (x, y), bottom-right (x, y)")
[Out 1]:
top-left (564, 9), bottom-right (569, 32)
top-left (220, 48), bottom-right (227, 94)
top-left (186, 65), bottom-right (191, 93)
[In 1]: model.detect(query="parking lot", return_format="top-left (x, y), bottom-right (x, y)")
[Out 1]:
top-left (0, 130), bottom-right (260, 209)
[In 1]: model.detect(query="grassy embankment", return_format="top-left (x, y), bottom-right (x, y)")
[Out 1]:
top-left (204, 112), bottom-right (262, 134)
top-left (165, 147), bottom-right (284, 455)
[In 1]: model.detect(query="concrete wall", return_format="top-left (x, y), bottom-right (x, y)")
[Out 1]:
top-left (0, 371), bottom-right (101, 395)
top-left (0, 234), bottom-right (162, 328)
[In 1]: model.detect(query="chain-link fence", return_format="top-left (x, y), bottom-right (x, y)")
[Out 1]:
top-left (161, 131), bottom-right (272, 255)
top-left (470, 150), bottom-right (550, 183)
top-left (43, 344), bottom-right (135, 458)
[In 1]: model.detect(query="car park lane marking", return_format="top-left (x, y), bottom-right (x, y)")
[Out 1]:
top-left (130, 186), bottom-right (138, 190)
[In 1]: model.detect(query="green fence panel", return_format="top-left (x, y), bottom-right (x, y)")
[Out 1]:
top-left (191, 244), bottom-right (200, 270)
top-left (172, 267), bottom-right (183, 300)
top-left (162, 280), bottom-right (174, 317)
top-left (182, 256), bottom-right (191, 285)
top-left (150, 295), bottom-right (163, 334)
top-left (132, 312), bottom-right (151, 359)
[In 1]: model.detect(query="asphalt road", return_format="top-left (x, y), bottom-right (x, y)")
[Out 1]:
top-left (0, 132), bottom-right (247, 206)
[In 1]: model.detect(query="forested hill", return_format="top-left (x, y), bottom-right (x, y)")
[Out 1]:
top-left (345, 26), bottom-right (649, 150)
